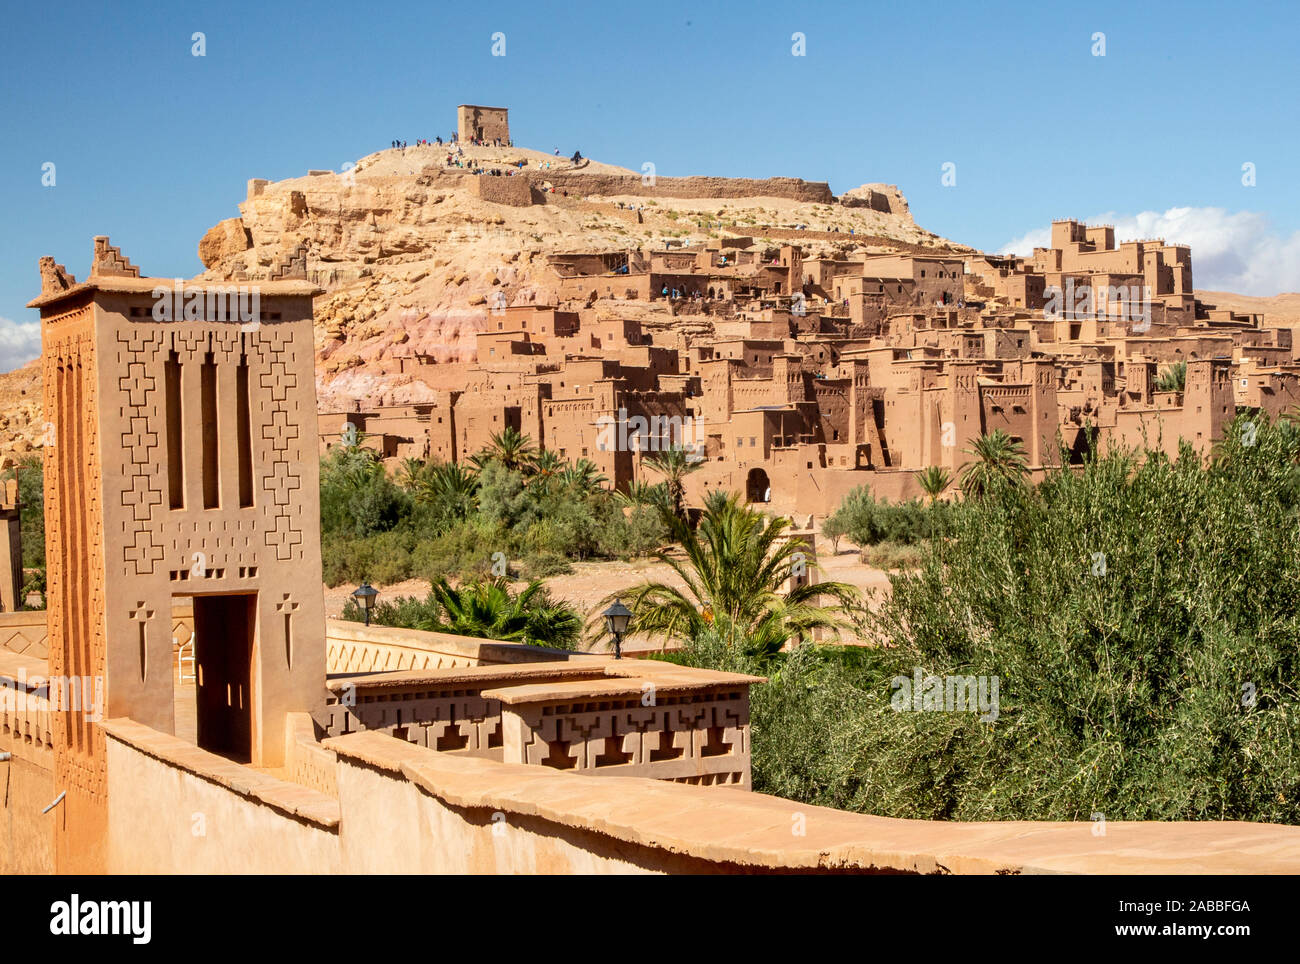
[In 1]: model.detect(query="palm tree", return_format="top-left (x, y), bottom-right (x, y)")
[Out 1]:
top-left (915, 465), bottom-right (952, 546)
top-left (1154, 360), bottom-right (1187, 393)
top-left (643, 446), bottom-right (703, 520)
top-left (528, 450), bottom-right (565, 495)
top-left (431, 577), bottom-right (580, 649)
top-left (960, 429), bottom-right (1029, 499)
top-left (482, 426), bottom-right (536, 473)
top-left (915, 466), bottom-right (951, 504)
top-left (412, 461), bottom-right (480, 529)
top-left (465, 449), bottom-right (494, 473)
top-left (395, 457), bottom-right (430, 491)
top-left (615, 479), bottom-right (669, 510)
top-left (559, 458), bottom-right (608, 495)
top-left (599, 493), bottom-right (859, 656)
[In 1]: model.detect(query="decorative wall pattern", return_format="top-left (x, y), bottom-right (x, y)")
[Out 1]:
top-left (115, 329), bottom-right (165, 577)
top-left (509, 689), bottom-right (751, 788)
top-left (42, 306), bottom-right (109, 803)
top-left (252, 326), bottom-right (305, 561)
top-left (322, 684), bottom-right (501, 757)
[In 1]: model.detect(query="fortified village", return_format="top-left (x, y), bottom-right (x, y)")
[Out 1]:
top-left (2, 107), bottom-right (1300, 874)
top-left (306, 108), bottom-right (1292, 517)
top-left (4, 235), bottom-right (1298, 874)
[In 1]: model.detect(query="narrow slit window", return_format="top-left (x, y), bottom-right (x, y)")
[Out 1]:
top-left (236, 357), bottom-right (253, 507)
top-left (165, 351), bottom-right (184, 509)
top-left (201, 352), bottom-right (219, 508)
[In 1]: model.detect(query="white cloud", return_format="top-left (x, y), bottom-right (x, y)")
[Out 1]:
top-left (0, 317), bottom-right (40, 372)
top-left (999, 207), bottom-right (1300, 296)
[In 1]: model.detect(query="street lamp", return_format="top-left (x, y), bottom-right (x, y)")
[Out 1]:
top-left (352, 583), bottom-right (379, 626)
top-left (602, 599), bottom-right (633, 660)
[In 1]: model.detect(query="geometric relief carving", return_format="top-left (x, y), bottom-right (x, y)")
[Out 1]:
top-left (322, 686), bottom-right (501, 756)
top-left (254, 327), bottom-right (305, 561)
top-left (515, 690), bottom-right (749, 785)
top-left (115, 330), bottom-right (165, 577)
top-left (44, 322), bottom-right (110, 801)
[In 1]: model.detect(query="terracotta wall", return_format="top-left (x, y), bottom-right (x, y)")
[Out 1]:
top-left (0, 610), bottom-right (49, 661)
top-left (103, 721), bottom-right (340, 874)
top-left (56, 713), bottom-right (1300, 875)
top-left (0, 749), bottom-right (54, 874)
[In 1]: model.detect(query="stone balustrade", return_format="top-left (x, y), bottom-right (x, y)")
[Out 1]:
top-left (322, 653), bottom-right (762, 789)
top-left (488, 676), bottom-right (754, 788)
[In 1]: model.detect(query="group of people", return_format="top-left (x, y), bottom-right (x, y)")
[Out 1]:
top-left (661, 285), bottom-right (714, 301)
top-left (390, 136), bottom-right (452, 151)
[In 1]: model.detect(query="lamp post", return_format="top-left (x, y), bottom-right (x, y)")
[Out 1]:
top-left (352, 582), bottom-right (379, 627)
top-left (601, 599), bottom-right (632, 660)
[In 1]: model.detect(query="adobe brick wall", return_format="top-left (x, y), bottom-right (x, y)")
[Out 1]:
top-left (524, 171), bottom-right (832, 203)
top-left (467, 174), bottom-right (534, 207)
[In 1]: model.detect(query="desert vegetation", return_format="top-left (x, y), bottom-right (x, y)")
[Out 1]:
top-left (341, 575), bottom-right (581, 650)
top-left (319, 431), bottom-right (671, 588)
top-left (598, 490), bottom-right (858, 657)
top-left (666, 414), bottom-right (1300, 823)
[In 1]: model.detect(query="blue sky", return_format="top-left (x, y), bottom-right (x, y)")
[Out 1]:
top-left (2, 0), bottom-right (1298, 368)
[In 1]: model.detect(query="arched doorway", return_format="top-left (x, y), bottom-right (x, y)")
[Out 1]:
top-left (746, 467), bottom-right (771, 503)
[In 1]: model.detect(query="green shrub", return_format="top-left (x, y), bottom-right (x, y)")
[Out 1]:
top-left (321, 530), bottom-right (418, 587)
top-left (679, 416), bottom-right (1300, 823)
top-left (825, 487), bottom-right (954, 547)
top-left (319, 445), bottom-right (411, 538)
top-left (520, 552), bottom-right (573, 579)
top-left (410, 519), bottom-right (503, 583)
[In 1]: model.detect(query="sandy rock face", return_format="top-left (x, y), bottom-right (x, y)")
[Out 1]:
top-left (191, 146), bottom-right (946, 414)
top-left (198, 217), bottom-right (252, 267)
top-left (840, 183), bottom-right (910, 217)
top-left (0, 361), bottom-right (43, 470)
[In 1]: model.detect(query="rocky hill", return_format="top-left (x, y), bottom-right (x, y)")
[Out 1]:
top-left (0, 360), bottom-right (41, 468)
top-left (2, 139), bottom-right (961, 463)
